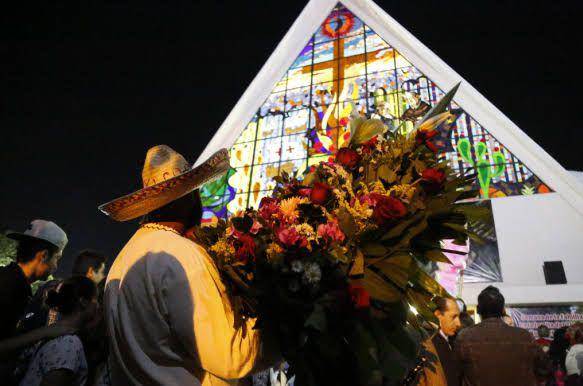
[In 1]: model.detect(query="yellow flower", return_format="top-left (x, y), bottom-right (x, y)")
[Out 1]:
top-left (279, 196), bottom-right (308, 222)
top-left (210, 239), bottom-right (235, 259)
top-left (387, 184), bottom-right (417, 201)
top-left (292, 223), bottom-right (317, 241)
top-left (266, 242), bottom-right (284, 263)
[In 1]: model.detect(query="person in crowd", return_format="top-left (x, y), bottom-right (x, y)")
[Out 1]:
top-left (18, 249), bottom-right (107, 332)
top-left (565, 322), bottom-right (583, 385)
top-left (455, 286), bottom-right (550, 385)
top-left (100, 146), bottom-right (269, 386)
top-left (18, 276), bottom-right (98, 386)
top-left (418, 296), bottom-right (461, 386)
top-left (459, 312), bottom-right (475, 330)
top-left (71, 249), bottom-right (107, 284)
top-left (550, 327), bottom-right (570, 372)
top-left (0, 220), bottom-right (68, 341)
top-left (502, 310), bottom-right (515, 327)
top-left (536, 325), bottom-right (553, 353)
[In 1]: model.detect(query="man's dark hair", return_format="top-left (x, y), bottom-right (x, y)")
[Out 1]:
top-left (142, 190), bottom-right (203, 227)
top-left (434, 296), bottom-right (451, 314)
top-left (46, 276), bottom-right (97, 315)
top-left (460, 311), bottom-right (475, 328)
top-left (537, 324), bottom-right (550, 338)
top-left (477, 285), bottom-right (505, 319)
top-left (16, 238), bottom-right (58, 264)
top-left (72, 249), bottom-right (106, 276)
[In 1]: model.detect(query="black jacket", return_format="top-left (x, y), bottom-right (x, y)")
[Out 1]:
top-left (432, 332), bottom-right (461, 386)
top-left (0, 263), bottom-right (32, 340)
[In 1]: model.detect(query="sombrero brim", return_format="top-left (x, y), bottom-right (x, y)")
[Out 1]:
top-left (99, 148), bottom-right (230, 222)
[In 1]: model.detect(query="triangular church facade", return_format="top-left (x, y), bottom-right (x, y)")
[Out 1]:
top-left (196, 0), bottom-right (583, 307)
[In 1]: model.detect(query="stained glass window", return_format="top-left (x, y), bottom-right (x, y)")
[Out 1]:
top-left (201, 3), bottom-right (551, 224)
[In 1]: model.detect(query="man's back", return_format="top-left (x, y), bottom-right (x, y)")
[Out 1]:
top-left (456, 318), bottom-right (547, 386)
top-left (105, 226), bottom-right (260, 386)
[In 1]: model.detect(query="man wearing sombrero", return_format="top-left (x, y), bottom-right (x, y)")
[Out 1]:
top-left (100, 146), bottom-right (263, 386)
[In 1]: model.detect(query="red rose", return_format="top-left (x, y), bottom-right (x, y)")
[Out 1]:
top-left (234, 234), bottom-right (256, 264)
top-left (421, 168), bottom-right (445, 186)
top-left (348, 283), bottom-right (370, 309)
top-left (298, 187), bottom-right (312, 198)
top-left (335, 148), bottom-right (361, 170)
top-left (372, 194), bottom-right (407, 225)
top-left (415, 129), bottom-right (438, 153)
top-left (310, 182), bottom-right (332, 205)
top-left (361, 135), bottom-right (379, 154)
top-left (258, 197), bottom-right (279, 221)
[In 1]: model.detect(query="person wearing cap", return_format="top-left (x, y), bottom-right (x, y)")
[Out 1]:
top-left (0, 220), bottom-right (68, 341)
top-left (100, 146), bottom-right (270, 386)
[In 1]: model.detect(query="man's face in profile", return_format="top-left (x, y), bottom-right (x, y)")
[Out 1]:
top-left (435, 298), bottom-right (461, 337)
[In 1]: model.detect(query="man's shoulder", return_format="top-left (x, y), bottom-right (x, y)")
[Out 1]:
top-left (458, 320), bottom-right (533, 343)
top-left (0, 263), bottom-right (26, 290)
top-left (112, 228), bottom-right (209, 273)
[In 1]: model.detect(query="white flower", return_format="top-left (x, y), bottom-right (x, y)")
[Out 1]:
top-left (291, 260), bottom-right (304, 273)
top-left (302, 262), bottom-right (322, 284)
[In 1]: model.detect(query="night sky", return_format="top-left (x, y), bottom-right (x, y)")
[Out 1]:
top-left (1, 0), bottom-right (581, 276)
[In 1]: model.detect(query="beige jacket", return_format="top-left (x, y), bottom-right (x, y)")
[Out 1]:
top-left (417, 337), bottom-right (448, 386)
top-left (105, 226), bottom-right (261, 386)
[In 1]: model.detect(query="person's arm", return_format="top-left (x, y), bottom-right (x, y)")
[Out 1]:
top-left (161, 246), bottom-right (263, 381)
top-left (40, 369), bottom-right (75, 386)
top-left (0, 321), bottom-right (77, 357)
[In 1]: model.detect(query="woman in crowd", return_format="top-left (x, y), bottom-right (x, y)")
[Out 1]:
top-left (566, 322), bottom-right (583, 386)
top-left (18, 276), bottom-right (98, 386)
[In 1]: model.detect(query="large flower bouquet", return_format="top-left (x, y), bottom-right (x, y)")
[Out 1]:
top-left (194, 86), bottom-right (488, 385)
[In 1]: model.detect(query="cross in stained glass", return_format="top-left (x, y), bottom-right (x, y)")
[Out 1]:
top-left (302, 37), bottom-right (370, 97)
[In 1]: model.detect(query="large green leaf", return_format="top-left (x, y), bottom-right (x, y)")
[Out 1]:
top-left (336, 207), bottom-right (357, 238)
top-left (373, 254), bottom-right (414, 289)
top-left (351, 119), bottom-right (386, 145)
top-left (361, 243), bottom-right (389, 257)
top-left (381, 213), bottom-right (425, 241)
top-left (363, 269), bottom-right (402, 303)
top-left (424, 250), bottom-right (452, 264)
top-left (416, 82), bottom-right (460, 124)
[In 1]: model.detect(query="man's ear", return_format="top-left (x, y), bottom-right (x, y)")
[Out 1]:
top-left (434, 309), bottom-right (440, 318)
top-left (35, 249), bottom-right (49, 263)
top-left (86, 266), bottom-right (95, 280)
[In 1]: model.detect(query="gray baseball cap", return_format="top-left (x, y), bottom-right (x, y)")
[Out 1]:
top-left (7, 220), bottom-right (68, 252)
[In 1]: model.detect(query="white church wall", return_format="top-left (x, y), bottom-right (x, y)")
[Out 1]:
top-left (462, 192), bottom-right (583, 306)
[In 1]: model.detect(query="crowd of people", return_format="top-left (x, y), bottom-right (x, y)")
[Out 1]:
top-left (0, 145), bottom-right (582, 386)
top-left (0, 220), bottom-right (109, 385)
top-left (417, 286), bottom-right (583, 386)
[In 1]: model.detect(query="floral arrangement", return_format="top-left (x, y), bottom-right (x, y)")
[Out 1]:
top-left (194, 85), bottom-right (488, 386)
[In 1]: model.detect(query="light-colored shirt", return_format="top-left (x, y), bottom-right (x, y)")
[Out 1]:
top-left (19, 334), bottom-right (88, 386)
top-left (566, 343), bottom-right (583, 376)
top-left (105, 226), bottom-right (261, 386)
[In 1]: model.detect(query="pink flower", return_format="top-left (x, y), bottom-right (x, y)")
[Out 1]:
top-left (249, 219), bottom-right (263, 234)
top-left (317, 221), bottom-right (346, 244)
top-left (258, 197), bottom-right (279, 221)
top-left (276, 227), bottom-right (308, 249)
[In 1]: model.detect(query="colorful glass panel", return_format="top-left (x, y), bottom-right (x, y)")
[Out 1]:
top-left (201, 3), bottom-right (551, 223)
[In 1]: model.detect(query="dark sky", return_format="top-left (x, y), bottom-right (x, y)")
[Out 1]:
top-left (1, 0), bottom-right (582, 275)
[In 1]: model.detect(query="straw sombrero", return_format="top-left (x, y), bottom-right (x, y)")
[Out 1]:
top-left (99, 145), bottom-right (230, 222)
